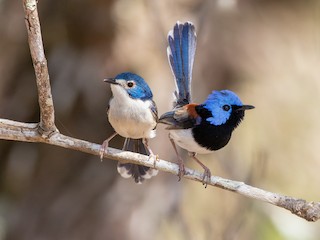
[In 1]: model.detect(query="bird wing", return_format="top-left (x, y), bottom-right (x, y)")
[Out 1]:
top-left (150, 100), bottom-right (158, 123)
top-left (159, 104), bottom-right (200, 129)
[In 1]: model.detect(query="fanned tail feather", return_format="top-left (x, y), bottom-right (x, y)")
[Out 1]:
top-left (167, 21), bottom-right (197, 107)
top-left (117, 138), bottom-right (158, 183)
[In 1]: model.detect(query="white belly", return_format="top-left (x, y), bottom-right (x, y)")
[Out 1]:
top-left (169, 129), bottom-right (212, 154)
top-left (108, 97), bottom-right (156, 139)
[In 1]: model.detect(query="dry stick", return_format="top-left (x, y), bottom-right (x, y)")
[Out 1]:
top-left (23, 0), bottom-right (57, 135)
top-left (7, 0), bottom-right (318, 223)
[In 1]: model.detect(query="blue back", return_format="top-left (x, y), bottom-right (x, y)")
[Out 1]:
top-left (203, 90), bottom-right (243, 126)
top-left (115, 72), bottom-right (153, 100)
top-left (167, 22), bottom-right (197, 107)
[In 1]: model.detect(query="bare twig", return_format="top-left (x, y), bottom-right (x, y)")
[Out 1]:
top-left (22, 0), bottom-right (57, 135)
top-left (0, 118), bottom-right (319, 222)
top-left (1, 0), bottom-right (316, 224)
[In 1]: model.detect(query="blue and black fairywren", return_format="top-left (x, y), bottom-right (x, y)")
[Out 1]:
top-left (159, 22), bottom-right (254, 186)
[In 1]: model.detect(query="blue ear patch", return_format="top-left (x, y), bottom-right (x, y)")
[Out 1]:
top-left (203, 90), bottom-right (243, 126)
top-left (115, 72), bottom-right (153, 100)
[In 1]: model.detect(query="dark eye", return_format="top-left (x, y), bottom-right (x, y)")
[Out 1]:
top-left (222, 105), bottom-right (230, 111)
top-left (127, 81), bottom-right (134, 88)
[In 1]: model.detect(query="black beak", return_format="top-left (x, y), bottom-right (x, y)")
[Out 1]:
top-left (103, 78), bottom-right (119, 85)
top-left (236, 105), bottom-right (255, 111)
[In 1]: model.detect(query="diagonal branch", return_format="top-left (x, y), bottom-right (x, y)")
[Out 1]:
top-left (22, 0), bottom-right (57, 135)
top-left (0, 118), bottom-right (319, 222)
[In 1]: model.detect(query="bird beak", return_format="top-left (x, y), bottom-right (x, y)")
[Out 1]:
top-left (103, 78), bottom-right (119, 85)
top-left (236, 105), bottom-right (255, 111)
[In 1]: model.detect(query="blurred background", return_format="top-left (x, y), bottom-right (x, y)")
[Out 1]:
top-left (0, 0), bottom-right (320, 239)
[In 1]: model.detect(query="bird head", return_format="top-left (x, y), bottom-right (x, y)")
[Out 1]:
top-left (104, 72), bottom-right (153, 100)
top-left (202, 90), bottom-right (254, 126)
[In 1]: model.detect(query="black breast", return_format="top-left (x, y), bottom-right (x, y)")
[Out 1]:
top-left (192, 122), bottom-right (232, 151)
top-left (192, 105), bottom-right (245, 151)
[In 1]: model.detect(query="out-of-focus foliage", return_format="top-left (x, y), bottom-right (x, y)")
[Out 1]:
top-left (0, 0), bottom-right (320, 239)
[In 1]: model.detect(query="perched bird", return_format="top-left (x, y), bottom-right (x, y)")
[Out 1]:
top-left (159, 21), bottom-right (254, 187)
top-left (100, 72), bottom-right (158, 183)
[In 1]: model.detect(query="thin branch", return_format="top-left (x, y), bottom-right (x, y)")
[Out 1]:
top-left (0, 118), bottom-right (320, 222)
top-left (22, 0), bottom-right (56, 135)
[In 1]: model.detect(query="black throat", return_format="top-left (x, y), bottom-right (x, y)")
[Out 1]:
top-left (192, 105), bottom-right (245, 151)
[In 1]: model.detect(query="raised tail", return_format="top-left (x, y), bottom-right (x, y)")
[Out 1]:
top-left (117, 138), bottom-right (158, 183)
top-left (167, 21), bottom-right (197, 107)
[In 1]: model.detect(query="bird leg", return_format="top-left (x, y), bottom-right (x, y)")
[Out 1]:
top-left (189, 153), bottom-right (211, 188)
top-left (169, 135), bottom-right (186, 181)
top-left (142, 138), bottom-right (159, 166)
top-left (99, 132), bottom-right (118, 160)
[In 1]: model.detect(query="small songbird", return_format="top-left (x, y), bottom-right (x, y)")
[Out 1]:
top-left (100, 72), bottom-right (158, 183)
top-left (159, 22), bottom-right (254, 186)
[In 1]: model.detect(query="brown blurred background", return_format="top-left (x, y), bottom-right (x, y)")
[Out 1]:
top-left (1, 0), bottom-right (320, 239)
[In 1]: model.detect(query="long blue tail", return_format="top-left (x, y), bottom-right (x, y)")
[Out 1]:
top-left (167, 21), bottom-right (197, 107)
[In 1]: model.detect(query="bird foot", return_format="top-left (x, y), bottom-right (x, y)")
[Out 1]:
top-left (177, 162), bottom-right (186, 181)
top-left (99, 132), bottom-right (117, 161)
top-left (99, 140), bottom-right (109, 161)
top-left (202, 167), bottom-right (212, 188)
top-left (148, 153), bottom-right (159, 167)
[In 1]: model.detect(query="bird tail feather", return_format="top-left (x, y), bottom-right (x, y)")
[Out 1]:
top-left (167, 21), bottom-right (197, 107)
top-left (117, 138), bottom-right (158, 183)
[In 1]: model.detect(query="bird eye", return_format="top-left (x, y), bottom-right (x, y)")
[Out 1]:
top-left (222, 105), bottom-right (231, 111)
top-left (127, 81), bottom-right (134, 88)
